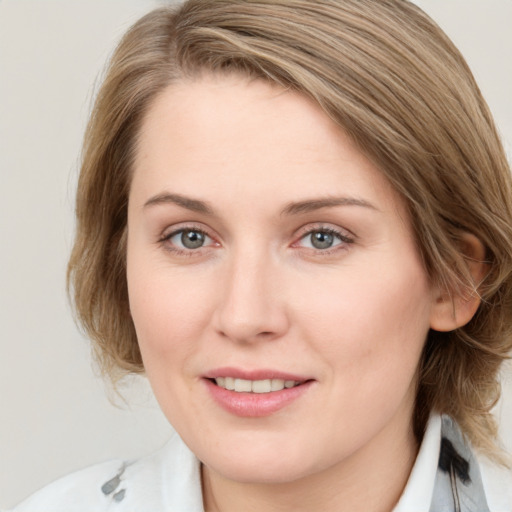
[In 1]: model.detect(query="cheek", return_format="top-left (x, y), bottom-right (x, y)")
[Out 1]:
top-left (126, 254), bottom-right (214, 364)
top-left (297, 258), bottom-right (432, 388)
top-left (126, 264), bottom-right (215, 426)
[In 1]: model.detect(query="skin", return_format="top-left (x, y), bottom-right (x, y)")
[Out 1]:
top-left (126, 75), bottom-right (476, 512)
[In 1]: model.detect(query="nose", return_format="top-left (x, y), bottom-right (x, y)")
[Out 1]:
top-left (212, 249), bottom-right (290, 344)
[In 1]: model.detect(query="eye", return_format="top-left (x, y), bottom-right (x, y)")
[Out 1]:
top-left (308, 231), bottom-right (338, 250)
top-left (296, 227), bottom-right (353, 251)
top-left (163, 228), bottom-right (215, 251)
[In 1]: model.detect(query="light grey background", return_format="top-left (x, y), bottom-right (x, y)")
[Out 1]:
top-left (1, 1), bottom-right (511, 508)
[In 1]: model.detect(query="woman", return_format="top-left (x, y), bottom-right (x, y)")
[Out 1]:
top-left (11, 0), bottom-right (512, 510)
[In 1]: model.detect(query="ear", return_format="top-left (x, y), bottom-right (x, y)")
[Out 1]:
top-left (429, 233), bottom-right (488, 332)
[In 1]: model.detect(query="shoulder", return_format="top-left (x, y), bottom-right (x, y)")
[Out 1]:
top-left (10, 458), bottom-right (123, 512)
top-left (396, 414), bottom-right (512, 512)
top-left (10, 431), bottom-right (203, 512)
top-left (479, 455), bottom-right (512, 512)
top-left (437, 415), bottom-right (512, 512)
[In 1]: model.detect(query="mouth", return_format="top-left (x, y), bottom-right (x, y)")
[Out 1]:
top-left (203, 368), bottom-right (314, 416)
top-left (210, 377), bottom-right (303, 394)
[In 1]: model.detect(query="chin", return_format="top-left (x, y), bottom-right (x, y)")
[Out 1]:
top-left (206, 456), bottom-right (317, 485)
top-left (196, 432), bottom-right (331, 485)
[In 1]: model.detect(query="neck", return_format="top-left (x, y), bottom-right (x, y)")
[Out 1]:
top-left (202, 415), bottom-right (418, 512)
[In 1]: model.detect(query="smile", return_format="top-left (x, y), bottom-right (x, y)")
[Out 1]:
top-left (214, 377), bottom-right (301, 393)
top-left (205, 372), bottom-right (314, 417)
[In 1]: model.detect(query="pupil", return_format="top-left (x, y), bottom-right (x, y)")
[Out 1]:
top-left (182, 230), bottom-right (205, 249)
top-left (311, 231), bottom-right (333, 249)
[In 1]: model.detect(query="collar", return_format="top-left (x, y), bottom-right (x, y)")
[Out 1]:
top-left (394, 414), bottom-right (442, 511)
top-left (161, 415), bottom-right (494, 512)
top-left (395, 414), bottom-right (492, 512)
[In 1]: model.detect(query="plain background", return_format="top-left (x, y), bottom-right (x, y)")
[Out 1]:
top-left (1, 1), bottom-right (511, 508)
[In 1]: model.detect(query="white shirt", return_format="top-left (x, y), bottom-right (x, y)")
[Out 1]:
top-left (9, 415), bottom-right (512, 511)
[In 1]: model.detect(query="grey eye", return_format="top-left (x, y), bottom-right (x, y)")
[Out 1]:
top-left (164, 227), bottom-right (215, 253)
top-left (180, 230), bottom-right (206, 249)
top-left (310, 231), bottom-right (335, 249)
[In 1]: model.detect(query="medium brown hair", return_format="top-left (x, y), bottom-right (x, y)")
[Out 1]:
top-left (68, 0), bottom-right (512, 461)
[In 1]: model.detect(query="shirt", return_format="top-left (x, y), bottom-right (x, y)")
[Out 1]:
top-left (9, 415), bottom-right (512, 511)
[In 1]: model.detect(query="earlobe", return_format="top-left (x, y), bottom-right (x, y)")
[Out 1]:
top-left (429, 233), bottom-right (488, 332)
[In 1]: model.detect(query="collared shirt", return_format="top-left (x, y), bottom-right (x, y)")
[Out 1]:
top-left (10, 415), bottom-right (512, 511)
top-left (396, 415), bottom-right (512, 511)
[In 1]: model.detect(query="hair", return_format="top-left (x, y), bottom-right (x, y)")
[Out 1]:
top-left (68, 0), bottom-right (512, 462)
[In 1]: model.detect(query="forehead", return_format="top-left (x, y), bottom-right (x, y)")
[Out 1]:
top-left (131, 75), bottom-right (402, 216)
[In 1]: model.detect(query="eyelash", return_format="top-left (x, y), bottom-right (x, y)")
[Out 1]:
top-left (158, 225), bottom-right (216, 258)
top-left (158, 224), bottom-right (354, 257)
top-left (294, 226), bottom-right (354, 255)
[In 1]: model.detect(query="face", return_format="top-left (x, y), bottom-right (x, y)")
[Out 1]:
top-left (127, 75), bottom-right (437, 484)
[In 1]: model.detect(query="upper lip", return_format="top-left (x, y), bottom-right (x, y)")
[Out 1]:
top-left (203, 367), bottom-right (312, 382)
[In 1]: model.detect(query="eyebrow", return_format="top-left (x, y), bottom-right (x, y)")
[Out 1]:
top-left (281, 197), bottom-right (378, 216)
top-left (143, 192), bottom-right (377, 216)
top-left (143, 193), bottom-right (214, 214)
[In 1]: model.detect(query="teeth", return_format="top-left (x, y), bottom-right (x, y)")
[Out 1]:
top-left (234, 378), bottom-right (252, 392)
top-left (214, 377), bottom-right (300, 393)
top-left (271, 379), bottom-right (285, 391)
top-left (252, 380), bottom-right (272, 393)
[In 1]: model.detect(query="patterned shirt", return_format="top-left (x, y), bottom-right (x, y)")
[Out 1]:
top-left (10, 415), bottom-right (512, 511)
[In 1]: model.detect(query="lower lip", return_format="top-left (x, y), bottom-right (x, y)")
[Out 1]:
top-left (204, 379), bottom-right (314, 417)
